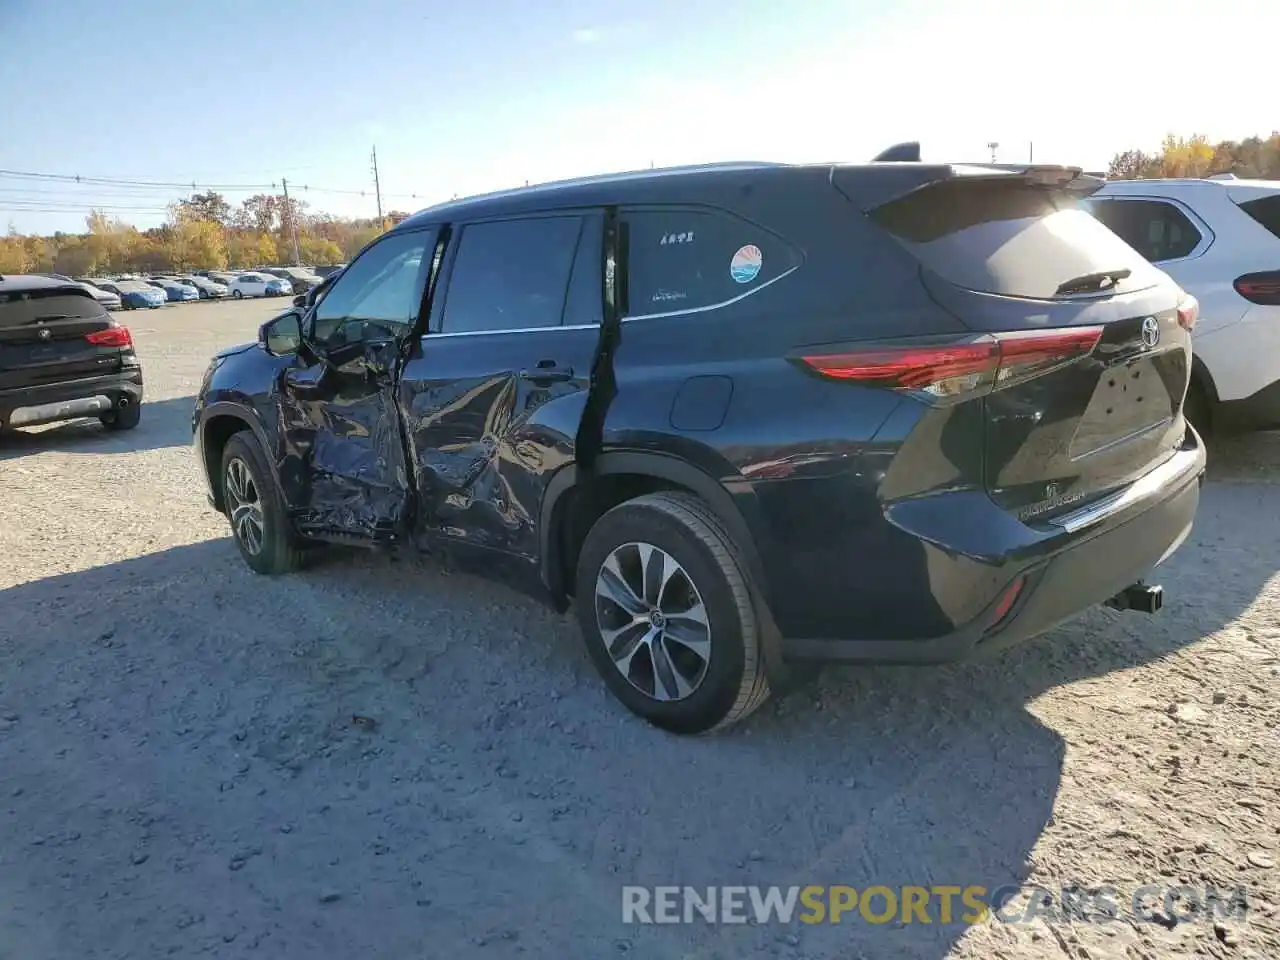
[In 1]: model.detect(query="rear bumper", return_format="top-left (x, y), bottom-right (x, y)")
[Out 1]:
top-left (0, 370), bottom-right (144, 430)
top-left (781, 430), bottom-right (1206, 664)
top-left (1215, 378), bottom-right (1280, 433)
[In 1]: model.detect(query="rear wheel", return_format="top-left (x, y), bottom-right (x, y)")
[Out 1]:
top-left (575, 491), bottom-right (770, 734)
top-left (220, 432), bottom-right (303, 575)
top-left (232, 289), bottom-right (243, 299)
top-left (99, 401), bottom-right (140, 431)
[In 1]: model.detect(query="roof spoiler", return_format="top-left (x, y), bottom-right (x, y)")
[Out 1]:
top-left (871, 141), bottom-right (922, 163)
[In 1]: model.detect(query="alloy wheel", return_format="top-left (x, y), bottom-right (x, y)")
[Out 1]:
top-left (224, 457), bottom-right (265, 556)
top-left (594, 542), bottom-right (711, 702)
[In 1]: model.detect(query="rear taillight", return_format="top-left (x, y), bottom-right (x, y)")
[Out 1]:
top-left (1233, 271), bottom-right (1280, 306)
top-left (800, 327), bottom-right (1103, 404)
top-left (85, 326), bottom-right (133, 349)
top-left (1176, 294), bottom-right (1199, 332)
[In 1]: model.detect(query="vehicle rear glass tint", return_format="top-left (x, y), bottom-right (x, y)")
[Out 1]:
top-left (621, 207), bottom-right (800, 316)
top-left (0, 289), bottom-right (105, 326)
top-left (1238, 194), bottom-right (1280, 241)
top-left (870, 178), bottom-right (1160, 300)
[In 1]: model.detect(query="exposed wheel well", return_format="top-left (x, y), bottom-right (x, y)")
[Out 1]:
top-left (202, 414), bottom-right (252, 511)
top-left (551, 473), bottom-right (686, 601)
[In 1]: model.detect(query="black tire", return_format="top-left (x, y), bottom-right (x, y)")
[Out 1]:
top-left (232, 289), bottom-right (243, 299)
top-left (575, 491), bottom-right (770, 734)
top-left (220, 431), bottom-right (303, 575)
top-left (99, 401), bottom-right (141, 431)
top-left (1185, 379), bottom-right (1212, 438)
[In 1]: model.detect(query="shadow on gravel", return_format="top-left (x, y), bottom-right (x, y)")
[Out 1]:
top-left (0, 395), bottom-right (195, 461)
top-left (0, 463), bottom-right (1276, 958)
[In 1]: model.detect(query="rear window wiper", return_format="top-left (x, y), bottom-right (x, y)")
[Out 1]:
top-left (1055, 268), bottom-right (1131, 297)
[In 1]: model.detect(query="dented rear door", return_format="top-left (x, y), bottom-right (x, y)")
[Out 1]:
top-left (397, 212), bottom-right (604, 563)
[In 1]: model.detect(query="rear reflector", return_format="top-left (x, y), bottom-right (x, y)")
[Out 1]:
top-left (1233, 271), bottom-right (1280, 306)
top-left (990, 575), bottom-right (1026, 627)
top-left (1176, 294), bottom-right (1199, 332)
top-left (800, 326), bottom-right (1102, 402)
top-left (85, 326), bottom-right (133, 349)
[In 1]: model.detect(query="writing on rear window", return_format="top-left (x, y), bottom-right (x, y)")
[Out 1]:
top-left (623, 207), bottom-right (799, 316)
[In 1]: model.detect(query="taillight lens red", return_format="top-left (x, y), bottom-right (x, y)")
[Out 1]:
top-left (85, 326), bottom-right (133, 349)
top-left (800, 326), bottom-right (1103, 403)
top-left (1176, 294), bottom-right (1199, 332)
top-left (1233, 271), bottom-right (1280, 306)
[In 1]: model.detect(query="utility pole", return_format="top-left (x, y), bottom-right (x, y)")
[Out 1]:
top-left (988, 141), bottom-right (1000, 164)
top-left (371, 146), bottom-right (384, 229)
top-left (1029, 141), bottom-right (1035, 164)
top-left (281, 178), bottom-right (301, 266)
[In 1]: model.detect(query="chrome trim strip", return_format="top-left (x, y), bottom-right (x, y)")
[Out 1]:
top-left (622, 264), bottom-right (801, 322)
top-left (1049, 446), bottom-right (1202, 535)
top-left (423, 323), bottom-right (600, 339)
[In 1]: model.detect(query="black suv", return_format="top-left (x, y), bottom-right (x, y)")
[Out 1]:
top-left (194, 154), bottom-right (1206, 733)
top-left (1, 274), bottom-right (142, 434)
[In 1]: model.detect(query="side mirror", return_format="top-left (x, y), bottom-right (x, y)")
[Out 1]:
top-left (292, 293), bottom-right (307, 308)
top-left (259, 311), bottom-right (302, 356)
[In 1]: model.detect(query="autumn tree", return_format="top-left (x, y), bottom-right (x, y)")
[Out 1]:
top-left (175, 191), bottom-right (232, 225)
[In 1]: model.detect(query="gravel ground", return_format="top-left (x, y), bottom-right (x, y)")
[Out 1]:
top-left (1, 299), bottom-right (1277, 960)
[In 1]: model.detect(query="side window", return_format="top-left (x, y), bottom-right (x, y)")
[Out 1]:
top-left (440, 217), bottom-right (583, 334)
top-left (1089, 198), bottom-right (1203, 263)
top-left (310, 228), bottom-right (436, 347)
top-left (621, 207), bottom-right (800, 316)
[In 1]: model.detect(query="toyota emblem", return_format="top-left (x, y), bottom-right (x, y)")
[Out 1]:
top-left (38, 327), bottom-right (52, 341)
top-left (1140, 316), bottom-right (1160, 349)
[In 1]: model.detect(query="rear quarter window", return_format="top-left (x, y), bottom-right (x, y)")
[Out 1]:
top-left (1087, 197), bottom-right (1203, 263)
top-left (872, 178), bottom-right (1163, 300)
top-left (621, 207), bottom-right (801, 316)
top-left (1238, 194), bottom-right (1280, 241)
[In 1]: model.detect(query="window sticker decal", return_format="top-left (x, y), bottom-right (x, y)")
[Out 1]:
top-left (730, 244), bottom-right (763, 284)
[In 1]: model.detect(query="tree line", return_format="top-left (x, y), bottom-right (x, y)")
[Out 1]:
top-left (0, 190), bottom-right (413, 276)
top-left (1108, 132), bottom-right (1280, 180)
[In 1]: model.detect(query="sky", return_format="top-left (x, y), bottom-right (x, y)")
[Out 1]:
top-left (2, 0), bottom-right (1277, 234)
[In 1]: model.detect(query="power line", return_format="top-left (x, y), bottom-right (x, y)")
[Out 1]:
top-left (0, 168), bottom-right (431, 201)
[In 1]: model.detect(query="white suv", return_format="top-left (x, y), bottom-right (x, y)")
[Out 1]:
top-left (1088, 176), bottom-right (1280, 435)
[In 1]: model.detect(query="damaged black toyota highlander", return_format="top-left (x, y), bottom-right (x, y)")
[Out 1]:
top-left (193, 149), bottom-right (1206, 733)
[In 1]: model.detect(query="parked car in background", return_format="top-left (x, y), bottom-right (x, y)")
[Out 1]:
top-left (313, 263), bottom-right (346, 278)
top-left (207, 271), bottom-right (239, 287)
top-left (262, 266), bottom-right (324, 293)
top-left (93, 279), bottom-right (167, 309)
top-left (193, 154), bottom-right (1204, 733)
top-left (179, 275), bottom-right (229, 299)
top-left (227, 272), bottom-right (291, 298)
top-left (43, 274), bottom-right (122, 311)
top-left (0, 274), bottom-right (142, 433)
top-left (1088, 175), bottom-right (1280, 435)
top-left (145, 277), bottom-right (200, 303)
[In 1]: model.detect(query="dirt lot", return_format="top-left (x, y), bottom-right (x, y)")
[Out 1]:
top-left (1, 298), bottom-right (1277, 960)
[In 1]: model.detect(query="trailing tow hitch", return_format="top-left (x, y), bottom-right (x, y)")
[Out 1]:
top-left (1105, 582), bottom-right (1164, 615)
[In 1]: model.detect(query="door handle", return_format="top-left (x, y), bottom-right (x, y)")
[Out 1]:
top-left (519, 361), bottom-right (574, 384)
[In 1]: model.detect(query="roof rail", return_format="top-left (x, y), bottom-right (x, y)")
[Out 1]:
top-left (871, 142), bottom-right (922, 162)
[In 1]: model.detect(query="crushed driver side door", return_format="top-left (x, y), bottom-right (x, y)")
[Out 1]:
top-left (275, 226), bottom-right (439, 543)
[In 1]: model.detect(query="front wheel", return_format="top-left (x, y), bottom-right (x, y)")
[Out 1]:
top-left (232, 289), bottom-right (243, 299)
top-left (575, 491), bottom-right (771, 734)
top-left (220, 432), bottom-right (303, 575)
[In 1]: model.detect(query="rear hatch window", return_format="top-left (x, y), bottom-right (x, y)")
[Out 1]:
top-left (870, 177), bottom-right (1164, 300)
